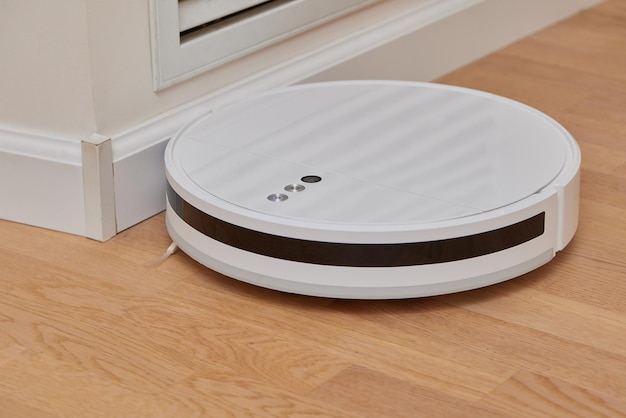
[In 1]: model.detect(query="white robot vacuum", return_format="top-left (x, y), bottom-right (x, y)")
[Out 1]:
top-left (165, 81), bottom-right (580, 299)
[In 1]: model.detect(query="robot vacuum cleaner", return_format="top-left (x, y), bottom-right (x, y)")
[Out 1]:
top-left (165, 81), bottom-right (580, 299)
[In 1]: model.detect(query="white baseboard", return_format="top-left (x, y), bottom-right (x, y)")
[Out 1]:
top-left (0, 0), bottom-right (601, 238)
top-left (0, 129), bottom-right (86, 236)
top-left (111, 103), bottom-right (212, 232)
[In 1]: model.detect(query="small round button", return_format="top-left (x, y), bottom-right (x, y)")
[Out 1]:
top-left (284, 184), bottom-right (305, 192)
top-left (267, 193), bottom-right (288, 202)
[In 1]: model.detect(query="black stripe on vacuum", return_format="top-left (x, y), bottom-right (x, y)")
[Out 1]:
top-left (167, 186), bottom-right (545, 267)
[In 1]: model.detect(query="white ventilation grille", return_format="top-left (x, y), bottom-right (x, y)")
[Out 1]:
top-left (149, 0), bottom-right (379, 91)
top-left (178, 0), bottom-right (272, 33)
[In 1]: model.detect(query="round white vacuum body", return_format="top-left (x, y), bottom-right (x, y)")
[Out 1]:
top-left (165, 81), bottom-right (580, 299)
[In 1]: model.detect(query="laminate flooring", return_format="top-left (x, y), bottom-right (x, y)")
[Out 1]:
top-left (2, 1), bottom-right (626, 416)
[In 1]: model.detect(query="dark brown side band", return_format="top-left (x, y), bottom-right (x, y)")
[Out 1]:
top-left (168, 185), bottom-right (545, 267)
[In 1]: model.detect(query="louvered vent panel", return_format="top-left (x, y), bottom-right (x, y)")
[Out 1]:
top-left (178, 0), bottom-right (275, 33)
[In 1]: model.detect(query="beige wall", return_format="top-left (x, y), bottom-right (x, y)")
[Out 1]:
top-left (0, 0), bottom-right (96, 139)
top-left (0, 0), bottom-right (214, 141)
top-left (1, 0), bottom-right (272, 141)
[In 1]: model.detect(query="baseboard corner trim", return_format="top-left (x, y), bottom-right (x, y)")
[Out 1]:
top-left (82, 134), bottom-right (117, 241)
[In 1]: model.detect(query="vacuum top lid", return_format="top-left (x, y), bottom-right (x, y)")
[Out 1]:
top-left (168, 81), bottom-right (572, 226)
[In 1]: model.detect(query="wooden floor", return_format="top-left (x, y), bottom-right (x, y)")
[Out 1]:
top-left (2, 1), bottom-right (626, 416)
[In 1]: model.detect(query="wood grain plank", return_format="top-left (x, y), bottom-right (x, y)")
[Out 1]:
top-left (516, 254), bottom-right (626, 314)
top-left (569, 199), bottom-right (626, 266)
top-left (308, 365), bottom-right (513, 418)
top-left (0, 256), bottom-right (196, 395)
top-left (445, 285), bottom-right (626, 359)
top-left (166, 365), bottom-right (361, 418)
top-left (0, 215), bottom-right (199, 292)
top-left (2, 352), bottom-right (206, 418)
top-left (161, 273), bottom-right (507, 401)
top-left (326, 289), bottom-right (626, 405)
top-left (0, 397), bottom-right (57, 418)
top-left (478, 370), bottom-right (626, 418)
top-left (116, 297), bottom-right (353, 396)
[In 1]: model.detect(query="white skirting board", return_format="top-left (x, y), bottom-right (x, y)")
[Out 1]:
top-left (0, 130), bottom-right (115, 240)
top-left (0, 129), bottom-right (86, 236)
top-left (0, 0), bottom-right (601, 239)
